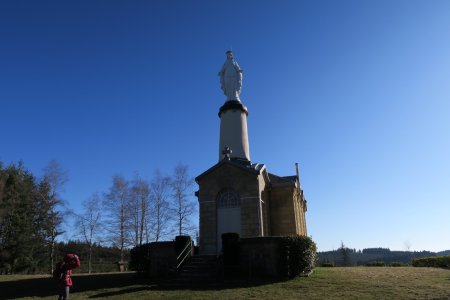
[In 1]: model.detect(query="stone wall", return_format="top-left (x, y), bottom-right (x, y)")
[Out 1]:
top-left (148, 241), bottom-right (176, 279)
top-left (239, 237), bottom-right (282, 278)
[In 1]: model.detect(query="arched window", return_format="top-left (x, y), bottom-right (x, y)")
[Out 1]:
top-left (217, 189), bottom-right (240, 208)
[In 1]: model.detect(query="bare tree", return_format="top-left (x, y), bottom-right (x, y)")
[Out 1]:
top-left (42, 160), bottom-right (68, 274)
top-left (103, 175), bottom-right (130, 262)
top-left (150, 170), bottom-right (172, 241)
top-left (404, 240), bottom-right (413, 262)
top-left (404, 240), bottom-right (412, 252)
top-left (74, 193), bottom-right (102, 273)
top-left (129, 174), bottom-right (151, 247)
top-left (170, 163), bottom-right (196, 236)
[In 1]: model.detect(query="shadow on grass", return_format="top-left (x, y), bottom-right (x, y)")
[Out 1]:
top-left (0, 272), bottom-right (148, 300)
top-left (152, 276), bottom-right (285, 291)
top-left (88, 286), bottom-right (150, 298)
top-left (0, 272), bottom-right (284, 299)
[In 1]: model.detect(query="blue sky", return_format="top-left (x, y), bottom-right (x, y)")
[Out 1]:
top-left (1, 0), bottom-right (449, 252)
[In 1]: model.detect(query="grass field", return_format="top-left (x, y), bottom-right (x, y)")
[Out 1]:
top-left (1, 267), bottom-right (449, 299)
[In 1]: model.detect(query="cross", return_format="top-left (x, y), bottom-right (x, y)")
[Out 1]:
top-left (222, 147), bottom-right (232, 160)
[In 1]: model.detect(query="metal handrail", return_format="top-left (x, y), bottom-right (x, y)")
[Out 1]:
top-left (176, 241), bottom-right (192, 270)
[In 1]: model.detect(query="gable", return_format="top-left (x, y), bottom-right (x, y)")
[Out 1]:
top-left (195, 159), bottom-right (265, 183)
top-left (268, 172), bottom-right (298, 188)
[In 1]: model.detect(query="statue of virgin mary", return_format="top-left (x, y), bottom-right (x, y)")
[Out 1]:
top-left (218, 51), bottom-right (243, 102)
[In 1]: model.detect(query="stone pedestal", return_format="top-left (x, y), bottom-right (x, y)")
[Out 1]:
top-left (116, 261), bottom-right (127, 272)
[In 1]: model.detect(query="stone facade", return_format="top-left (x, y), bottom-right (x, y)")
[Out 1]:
top-left (268, 173), bottom-right (308, 236)
top-left (196, 159), bottom-right (307, 255)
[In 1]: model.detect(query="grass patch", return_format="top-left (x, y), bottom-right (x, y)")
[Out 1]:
top-left (1, 267), bottom-right (449, 299)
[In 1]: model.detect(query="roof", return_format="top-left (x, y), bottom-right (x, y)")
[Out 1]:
top-left (268, 173), bottom-right (297, 184)
top-left (268, 173), bottom-right (298, 188)
top-left (196, 159), bottom-right (298, 186)
top-left (195, 158), bottom-right (265, 182)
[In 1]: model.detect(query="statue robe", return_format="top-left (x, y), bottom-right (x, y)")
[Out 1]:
top-left (219, 58), bottom-right (243, 101)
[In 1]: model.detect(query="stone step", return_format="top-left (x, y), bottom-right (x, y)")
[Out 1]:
top-left (184, 262), bottom-right (215, 268)
top-left (182, 263), bottom-right (216, 269)
top-left (190, 255), bottom-right (216, 259)
top-left (178, 272), bottom-right (215, 278)
top-left (188, 258), bottom-right (216, 263)
top-left (163, 254), bottom-right (219, 288)
top-left (178, 268), bottom-right (217, 275)
top-left (180, 271), bottom-right (215, 276)
top-left (188, 259), bottom-right (216, 262)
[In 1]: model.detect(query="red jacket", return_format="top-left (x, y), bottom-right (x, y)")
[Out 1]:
top-left (60, 254), bottom-right (81, 287)
top-left (62, 269), bottom-right (73, 287)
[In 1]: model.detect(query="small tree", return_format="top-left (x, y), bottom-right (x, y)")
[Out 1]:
top-left (129, 174), bottom-right (151, 247)
top-left (74, 193), bottom-right (102, 273)
top-left (103, 175), bottom-right (130, 262)
top-left (170, 164), bottom-right (196, 236)
top-left (150, 170), bottom-right (172, 241)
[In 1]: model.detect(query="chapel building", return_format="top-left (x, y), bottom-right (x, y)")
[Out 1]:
top-left (195, 98), bottom-right (308, 255)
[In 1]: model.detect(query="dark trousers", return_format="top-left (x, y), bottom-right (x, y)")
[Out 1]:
top-left (57, 286), bottom-right (70, 300)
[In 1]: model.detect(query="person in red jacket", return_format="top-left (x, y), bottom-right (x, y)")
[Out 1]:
top-left (55, 253), bottom-right (80, 300)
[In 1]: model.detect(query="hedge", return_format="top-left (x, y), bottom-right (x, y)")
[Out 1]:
top-left (280, 236), bottom-right (317, 278)
top-left (389, 262), bottom-right (405, 267)
top-left (366, 261), bottom-right (385, 267)
top-left (321, 262), bottom-right (334, 267)
top-left (412, 256), bottom-right (450, 268)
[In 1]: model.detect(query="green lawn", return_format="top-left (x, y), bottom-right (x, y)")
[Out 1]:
top-left (1, 267), bottom-right (449, 299)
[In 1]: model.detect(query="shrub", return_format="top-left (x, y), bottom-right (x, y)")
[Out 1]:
top-left (280, 236), bottom-right (317, 278)
top-left (174, 236), bottom-right (191, 257)
top-left (222, 232), bottom-right (240, 266)
top-left (389, 262), bottom-right (404, 267)
top-left (321, 262), bottom-right (334, 267)
top-left (367, 261), bottom-right (384, 267)
top-left (412, 256), bottom-right (450, 268)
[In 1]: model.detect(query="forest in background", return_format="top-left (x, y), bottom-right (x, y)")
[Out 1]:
top-left (318, 244), bottom-right (450, 266)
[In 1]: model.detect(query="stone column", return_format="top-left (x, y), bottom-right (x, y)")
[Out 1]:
top-left (218, 100), bottom-right (250, 161)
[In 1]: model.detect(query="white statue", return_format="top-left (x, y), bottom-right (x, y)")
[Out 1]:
top-left (218, 51), bottom-right (243, 101)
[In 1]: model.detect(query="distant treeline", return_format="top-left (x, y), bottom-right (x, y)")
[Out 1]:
top-left (318, 247), bottom-right (450, 266)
